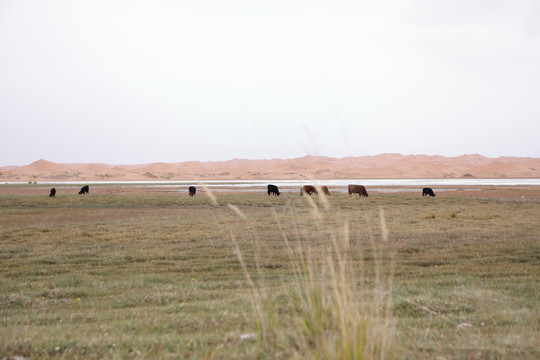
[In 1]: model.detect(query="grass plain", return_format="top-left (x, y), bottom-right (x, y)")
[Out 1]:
top-left (1, 186), bottom-right (539, 359)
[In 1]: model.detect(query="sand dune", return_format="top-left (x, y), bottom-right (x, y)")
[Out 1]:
top-left (1, 154), bottom-right (539, 182)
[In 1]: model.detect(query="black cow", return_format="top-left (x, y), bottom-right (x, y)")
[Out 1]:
top-left (49, 188), bottom-right (56, 197)
top-left (422, 187), bottom-right (436, 197)
top-left (79, 185), bottom-right (89, 195)
top-left (189, 186), bottom-right (196, 196)
top-left (267, 184), bottom-right (280, 196)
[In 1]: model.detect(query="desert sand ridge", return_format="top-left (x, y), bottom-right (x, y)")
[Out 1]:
top-left (1, 154), bottom-right (539, 182)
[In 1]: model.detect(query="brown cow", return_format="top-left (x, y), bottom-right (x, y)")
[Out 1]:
top-left (321, 185), bottom-right (330, 195)
top-left (300, 185), bottom-right (318, 196)
top-left (348, 184), bottom-right (368, 197)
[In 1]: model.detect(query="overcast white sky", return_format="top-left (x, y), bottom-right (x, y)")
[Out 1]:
top-left (1, 0), bottom-right (539, 166)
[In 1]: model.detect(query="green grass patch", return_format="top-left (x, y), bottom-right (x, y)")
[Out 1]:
top-left (0, 192), bottom-right (539, 359)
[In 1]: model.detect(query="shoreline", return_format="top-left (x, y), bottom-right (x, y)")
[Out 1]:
top-left (2, 183), bottom-right (540, 200)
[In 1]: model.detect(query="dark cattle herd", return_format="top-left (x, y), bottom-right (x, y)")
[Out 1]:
top-left (47, 184), bottom-right (439, 198)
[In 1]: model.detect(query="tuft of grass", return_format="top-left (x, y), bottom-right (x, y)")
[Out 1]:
top-left (233, 200), bottom-right (397, 359)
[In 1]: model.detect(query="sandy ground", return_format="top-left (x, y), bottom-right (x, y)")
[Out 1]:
top-left (2, 184), bottom-right (540, 200)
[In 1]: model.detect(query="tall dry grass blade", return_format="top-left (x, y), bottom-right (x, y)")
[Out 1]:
top-left (200, 183), bottom-right (218, 206)
top-left (379, 208), bottom-right (396, 360)
top-left (302, 192), bottom-right (321, 220)
top-left (230, 234), bottom-right (268, 345)
top-left (380, 207), bottom-right (389, 242)
top-left (284, 202), bottom-right (311, 276)
top-left (314, 184), bottom-right (330, 211)
top-left (341, 216), bottom-right (350, 250)
top-left (227, 203), bottom-right (265, 284)
top-left (227, 204), bottom-right (246, 219)
top-left (272, 207), bottom-right (303, 276)
top-left (364, 213), bottom-right (382, 305)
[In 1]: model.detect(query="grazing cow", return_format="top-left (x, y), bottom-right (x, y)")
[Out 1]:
top-left (49, 188), bottom-right (56, 197)
top-left (347, 184), bottom-right (368, 197)
top-left (267, 184), bottom-right (280, 196)
top-left (321, 186), bottom-right (330, 195)
top-left (422, 187), bottom-right (436, 197)
top-left (300, 185), bottom-right (318, 196)
top-left (79, 185), bottom-right (89, 195)
top-left (189, 186), bottom-right (197, 196)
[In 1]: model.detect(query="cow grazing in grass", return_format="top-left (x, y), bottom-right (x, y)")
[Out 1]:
top-left (348, 184), bottom-right (368, 197)
top-left (267, 184), bottom-right (280, 196)
top-left (422, 188), bottom-right (436, 197)
top-left (300, 185), bottom-right (318, 196)
top-left (321, 185), bottom-right (330, 195)
top-left (49, 188), bottom-right (56, 197)
top-left (79, 185), bottom-right (89, 195)
top-left (189, 186), bottom-right (196, 196)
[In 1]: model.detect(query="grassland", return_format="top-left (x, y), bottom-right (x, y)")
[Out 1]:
top-left (1, 188), bottom-right (539, 359)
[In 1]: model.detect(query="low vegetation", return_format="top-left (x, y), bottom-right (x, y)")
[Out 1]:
top-left (0, 190), bottom-right (539, 359)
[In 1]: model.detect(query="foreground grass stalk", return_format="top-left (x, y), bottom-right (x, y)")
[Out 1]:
top-left (232, 235), bottom-right (269, 346)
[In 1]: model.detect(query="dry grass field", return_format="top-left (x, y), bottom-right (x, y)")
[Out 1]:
top-left (1, 185), bottom-right (539, 359)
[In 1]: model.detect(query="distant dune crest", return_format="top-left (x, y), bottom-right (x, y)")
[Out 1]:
top-left (1, 154), bottom-right (539, 181)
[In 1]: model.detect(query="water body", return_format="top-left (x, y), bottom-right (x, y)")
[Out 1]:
top-left (6, 179), bottom-right (540, 190)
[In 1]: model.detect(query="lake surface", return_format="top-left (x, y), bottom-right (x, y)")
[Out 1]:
top-left (6, 179), bottom-right (540, 187)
